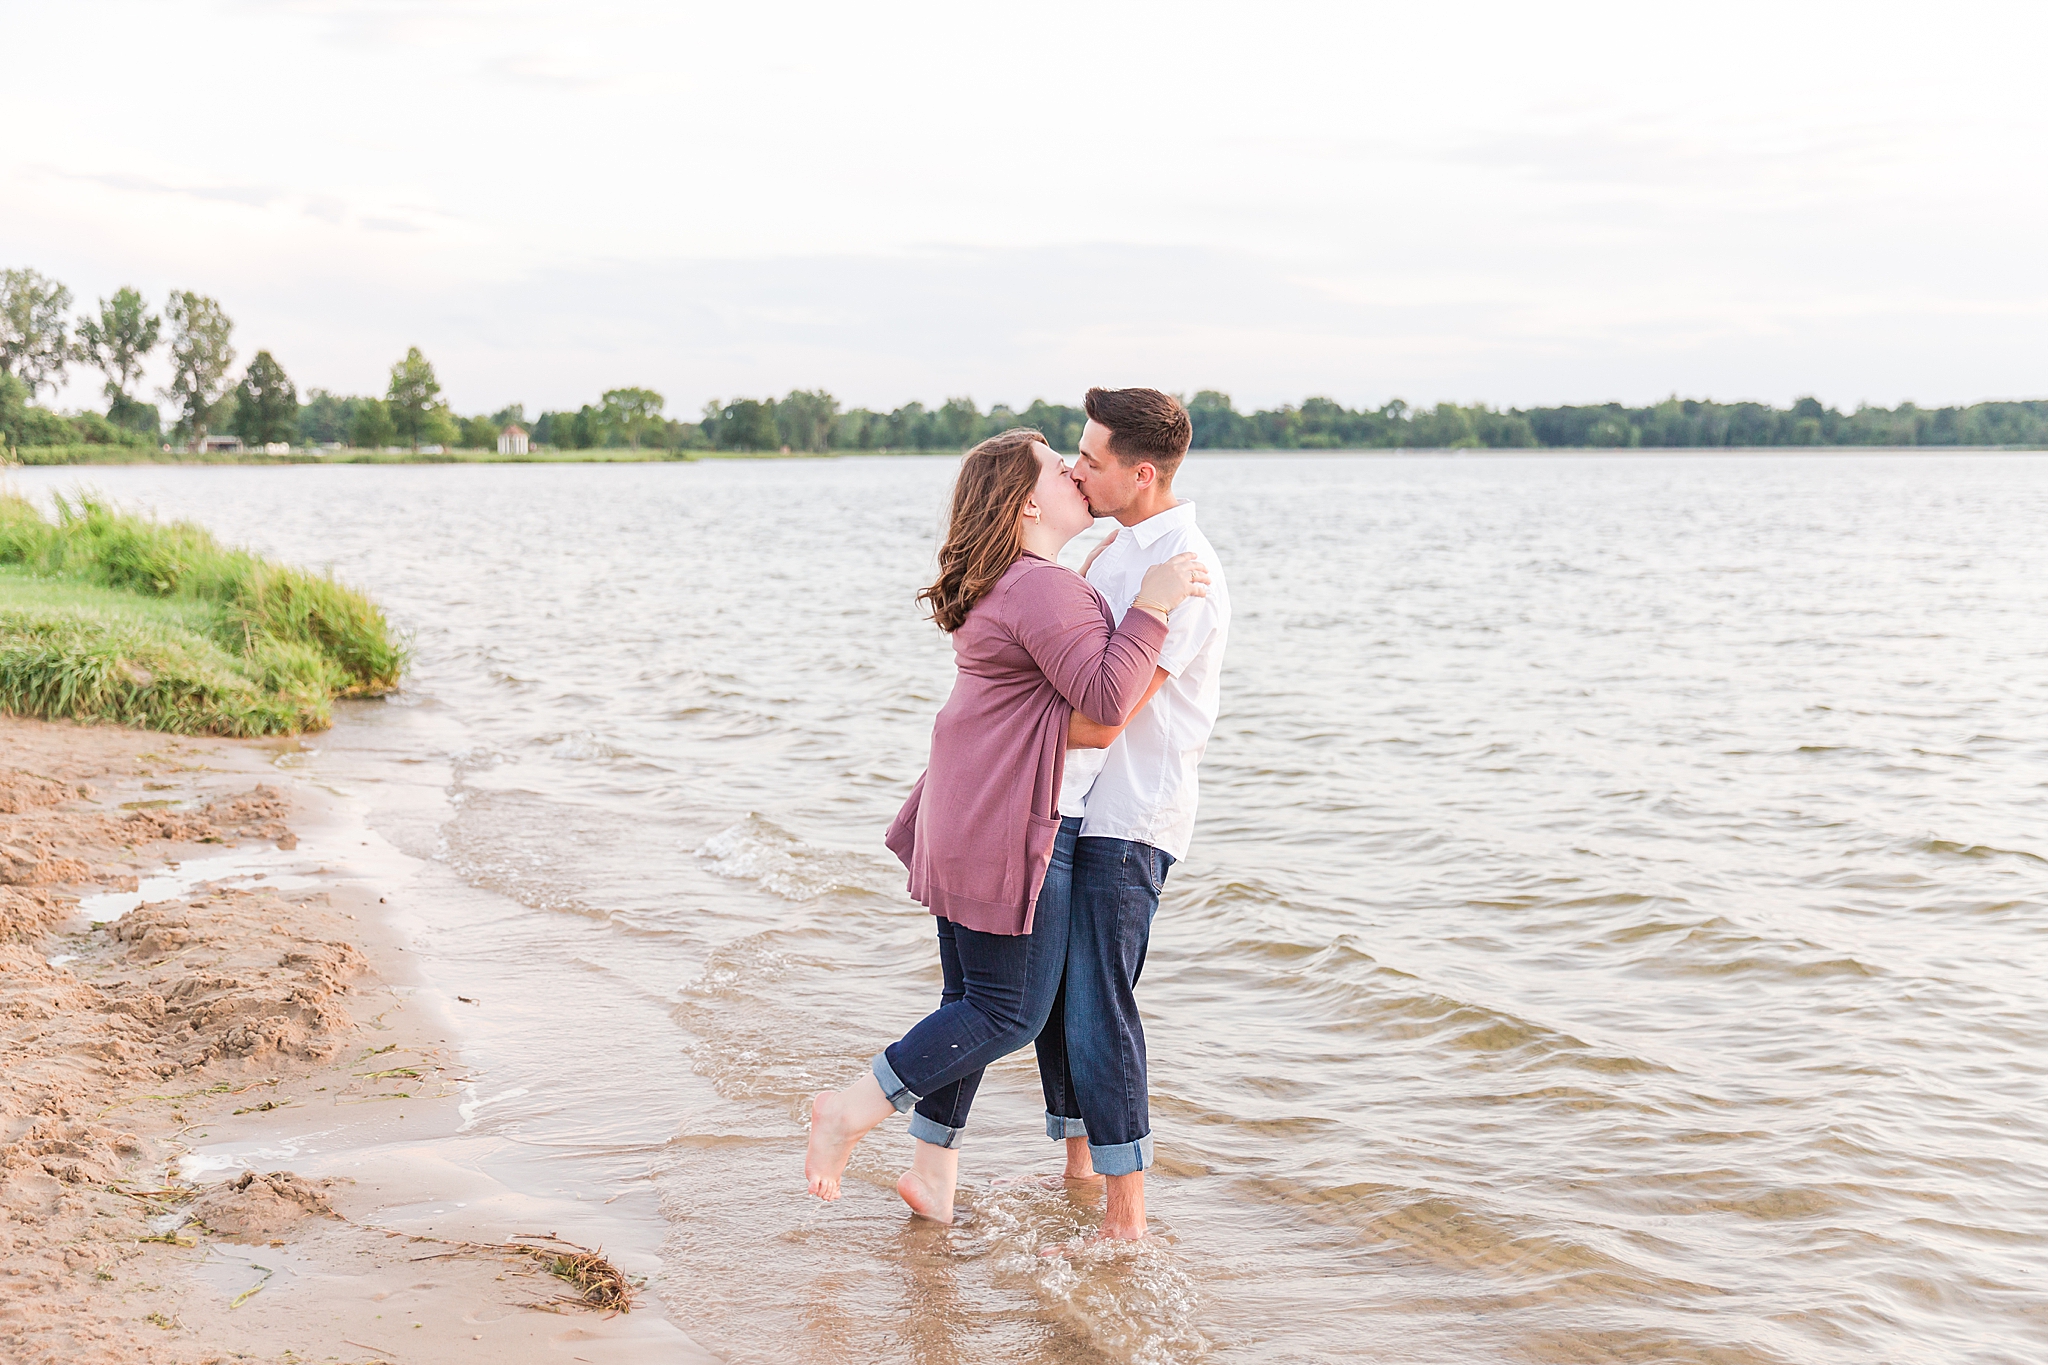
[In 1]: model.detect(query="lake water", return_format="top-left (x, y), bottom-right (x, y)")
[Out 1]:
top-left (16, 453), bottom-right (2048, 1363)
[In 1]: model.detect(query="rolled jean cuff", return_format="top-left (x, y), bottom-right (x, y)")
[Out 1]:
top-left (908, 1111), bottom-right (966, 1149)
top-left (1088, 1133), bottom-right (1153, 1177)
top-left (1045, 1112), bottom-right (1089, 1140)
top-left (871, 1050), bottom-right (919, 1113)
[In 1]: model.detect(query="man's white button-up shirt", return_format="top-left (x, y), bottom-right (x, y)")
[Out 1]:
top-left (1057, 500), bottom-right (1229, 860)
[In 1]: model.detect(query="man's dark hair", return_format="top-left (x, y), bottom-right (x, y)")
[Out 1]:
top-left (1084, 387), bottom-right (1192, 481)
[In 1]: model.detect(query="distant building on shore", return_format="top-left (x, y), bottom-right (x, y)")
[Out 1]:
top-left (198, 434), bottom-right (244, 453)
top-left (498, 423), bottom-right (529, 456)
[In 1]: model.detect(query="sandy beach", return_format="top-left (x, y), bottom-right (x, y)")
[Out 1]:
top-left (0, 714), bottom-right (708, 1365)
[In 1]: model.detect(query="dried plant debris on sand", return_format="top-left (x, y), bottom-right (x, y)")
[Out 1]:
top-left (407, 1231), bottom-right (638, 1313)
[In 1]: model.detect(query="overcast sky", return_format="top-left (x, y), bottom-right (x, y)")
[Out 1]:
top-left (7, 0), bottom-right (2045, 418)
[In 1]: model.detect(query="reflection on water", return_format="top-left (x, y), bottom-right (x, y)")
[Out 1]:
top-left (16, 453), bottom-right (2048, 1363)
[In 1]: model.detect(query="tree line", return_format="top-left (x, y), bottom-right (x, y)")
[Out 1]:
top-left (7, 266), bottom-right (2047, 454)
top-left (0, 267), bottom-right (518, 452)
top-left (1181, 393), bottom-right (2048, 450)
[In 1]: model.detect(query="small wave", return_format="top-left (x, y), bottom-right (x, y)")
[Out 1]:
top-left (532, 728), bottom-right (641, 763)
top-left (965, 1186), bottom-right (1211, 1365)
top-left (695, 813), bottom-right (889, 901)
top-left (1920, 838), bottom-right (2046, 864)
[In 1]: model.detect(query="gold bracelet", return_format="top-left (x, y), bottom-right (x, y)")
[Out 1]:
top-left (1132, 596), bottom-right (1173, 618)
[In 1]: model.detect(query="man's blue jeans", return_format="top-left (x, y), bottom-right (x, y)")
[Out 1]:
top-left (872, 816), bottom-right (1078, 1149)
top-left (1033, 834), bottom-right (1174, 1177)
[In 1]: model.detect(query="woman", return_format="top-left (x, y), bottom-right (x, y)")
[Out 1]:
top-left (804, 428), bottom-right (1207, 1223)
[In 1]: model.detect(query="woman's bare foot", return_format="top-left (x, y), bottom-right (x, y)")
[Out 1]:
top-left (805, 1072), bottom-right (894, 1200)
top-left (897, 1169), bottom-right (954, 1222)
top-left (896, 1137), bottom-right (959, 1223)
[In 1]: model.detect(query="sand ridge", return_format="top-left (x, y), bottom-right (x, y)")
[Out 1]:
top-left (0, 715), bottom-right (705, 1365)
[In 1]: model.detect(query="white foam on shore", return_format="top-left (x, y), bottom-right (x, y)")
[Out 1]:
top-left (694, 813), bottom-right (884, 901)
top-left (457, 1084), bottom-right (530, 1132)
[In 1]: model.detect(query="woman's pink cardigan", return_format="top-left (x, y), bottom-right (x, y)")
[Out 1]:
top-left (886, 553), bottom-right (1168, 935)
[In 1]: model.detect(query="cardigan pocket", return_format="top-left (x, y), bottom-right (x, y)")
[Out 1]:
top-left (933, 809), bottom-right (1061, 914)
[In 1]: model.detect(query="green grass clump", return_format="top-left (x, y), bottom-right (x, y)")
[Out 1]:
top-left (0, 494), bottom-right (406, 735)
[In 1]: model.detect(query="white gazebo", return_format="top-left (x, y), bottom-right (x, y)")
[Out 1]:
top-left (498, 423), bottom-right (530, 455)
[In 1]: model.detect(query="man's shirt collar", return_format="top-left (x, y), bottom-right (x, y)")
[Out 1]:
top-left (1119, 500), bottom-right (1197, 550)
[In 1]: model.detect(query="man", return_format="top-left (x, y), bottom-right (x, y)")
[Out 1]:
top-left (1034, 386), bottom-right (1231, 1242)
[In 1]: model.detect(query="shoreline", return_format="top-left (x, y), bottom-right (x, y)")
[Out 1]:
top-left (10, 443), bottom-right (2048, 470)
top-left (0, 714), bottom-right (709, 1364)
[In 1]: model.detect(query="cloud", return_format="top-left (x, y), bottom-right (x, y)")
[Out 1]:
top-left (55, 168), bottom-right (287, 210)
top-left (483, 52), bottom-right (607, 90)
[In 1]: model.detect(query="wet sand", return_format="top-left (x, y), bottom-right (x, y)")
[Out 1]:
top-left (0, 715), bottom-right (708, 1365)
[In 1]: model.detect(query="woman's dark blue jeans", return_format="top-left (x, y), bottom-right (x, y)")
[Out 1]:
top-left (872, 815), bottom-right (1079, 1149)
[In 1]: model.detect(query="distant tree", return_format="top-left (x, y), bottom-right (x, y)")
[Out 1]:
top-left (1185, 391), bottom-right (1249, 449)
top-left (829, 408), bottom-right (877, 449)
top-left (229, 350), bottom-right (300, 446)
top-left (160, 291), bottom-right (236, 444)
top-left (420, 405), bottom-right (460, 449)
top-left (775, 389), bottom-right (839, 451)
top-left (460, 414), bottom-right (499, 449)
top-left (0, 372), bottom-right (27, 449)
top-left (1017, 399), bottom-right (1084, 451)
top-left (884, 401), bottom-right (930, 450)
top-left (385, 347), bottom-right (441, 450)
top-left (534, 407), bottom-right (599, 449)
top-left (350, 398), bottom-right (395, 449)
top-left (489, 403), bottom-right (526, 428)
top-left (715, 398), bottom-right (779, 450)
top-left (73, 287), bottom-right (161, 428)
top-left (297, 390), bottom-right (354, 445)
top-left (600, 386), bottom-right (665, 448)
top-left (0, 268), bottom-right (75, 397)
top-left (934, 396), bottom-right (981, 450)
top-left (108, 395), bottom-right (161, 435)
top-left (533, 410), bottom-right (580, 448)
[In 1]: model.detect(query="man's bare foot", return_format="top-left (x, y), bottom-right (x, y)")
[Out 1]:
top-left (1038, 1171), bottom-right (1149, 1255)
top-left (805, 1072), bottom-right (894, 1201)
top-left (896, 1138), bottom-right (959, 1224)
top-left (1038, 1224), bottom-right (1151, 1257)
top-left (998, 1135), bottom-right (1104, 1190)
top-left (992, 1172), bottom-right (1101, 1192)
top-left (1101, 1170), bottom-right (1147, 1238)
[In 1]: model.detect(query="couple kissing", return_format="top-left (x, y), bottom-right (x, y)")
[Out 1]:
top-left (805, 387), bottom-right (1231, 1245)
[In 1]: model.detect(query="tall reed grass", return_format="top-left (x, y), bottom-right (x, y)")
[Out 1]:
top-left (0, 494), bottom-right (406, 735)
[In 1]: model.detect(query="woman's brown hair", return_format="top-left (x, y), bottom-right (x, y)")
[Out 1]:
top-left (918, 428), bottom-right (1047, 632)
